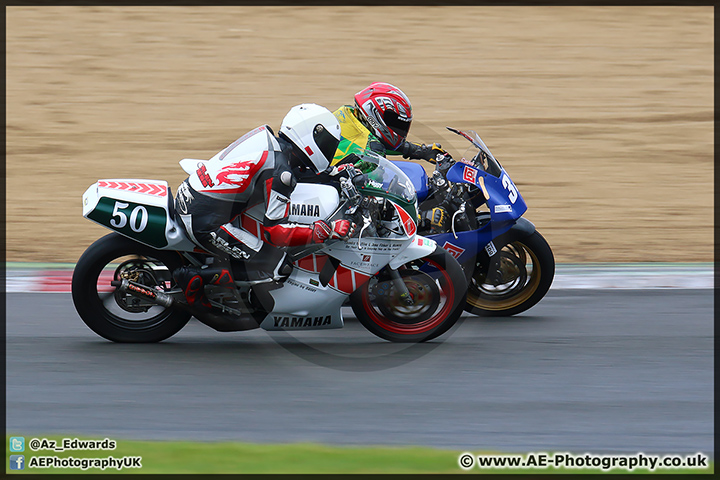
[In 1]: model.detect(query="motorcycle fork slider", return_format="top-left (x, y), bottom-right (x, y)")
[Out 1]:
top-left (484, 253), bottom-right (503, 285)
top-left (388, 269), bottom-right (415, 306)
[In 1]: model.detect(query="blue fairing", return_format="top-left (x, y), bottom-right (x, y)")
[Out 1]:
top-left (392, 158), bottom-right (530, 268)
top-left (446, 162), bottom-right (527, 222)
top-left (391, 161), bottom-right (429, 202)
top-left (428, 221), bottom-right (515, 266)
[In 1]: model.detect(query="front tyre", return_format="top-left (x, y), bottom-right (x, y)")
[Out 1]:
top-left (465, 230), bottom-right (554, 317)
top-left (350, 247), bottom-right (467, 343)
top-left (72, 233), bottom-right (191, 343)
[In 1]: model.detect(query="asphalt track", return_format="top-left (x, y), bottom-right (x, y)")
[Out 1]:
top-left (5, 289), bottom-right (713, 455)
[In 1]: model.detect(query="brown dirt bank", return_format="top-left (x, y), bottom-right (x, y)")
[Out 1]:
top-left (6, 6), bottom-right (713, 263)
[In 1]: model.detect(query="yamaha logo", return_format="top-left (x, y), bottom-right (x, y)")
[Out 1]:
top-left (274, 316), bottom-right (332, 328)
top-left (290, 203), bottom-right (321, 217)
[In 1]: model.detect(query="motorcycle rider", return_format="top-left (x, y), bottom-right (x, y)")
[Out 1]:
top-left (173, 103), bottom-right (354, 312)
top-left (332, 82), bottom-right (450, 166)
top-left (329, 82), bottom-right (462, 237)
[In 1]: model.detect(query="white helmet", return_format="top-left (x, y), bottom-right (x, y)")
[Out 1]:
top-left (280, 104), bottom-right (341, 174)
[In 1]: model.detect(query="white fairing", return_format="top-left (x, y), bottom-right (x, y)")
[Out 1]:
top-left (259, 234), bottom-right (437, 331)
top-left (388, 235), bottom-right (437, 269)
top-left (259, 269), bottom-right (348, 330)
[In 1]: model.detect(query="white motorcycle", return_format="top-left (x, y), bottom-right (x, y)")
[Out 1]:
top-left (72, 152), bottom-right (467, 343)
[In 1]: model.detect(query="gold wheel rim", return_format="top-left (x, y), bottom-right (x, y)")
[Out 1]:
top-left (466, 240), bottom-right (542, 311)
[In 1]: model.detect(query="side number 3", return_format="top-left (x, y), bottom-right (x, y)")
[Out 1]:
top-left (501, 174), bottom-right (518, 204)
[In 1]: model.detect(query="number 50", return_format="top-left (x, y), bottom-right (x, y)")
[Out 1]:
top-left (110, 201), bottom-right (149, 232)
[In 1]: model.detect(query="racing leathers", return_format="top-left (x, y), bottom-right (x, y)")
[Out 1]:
top-left (332, 105), bottom-right (446, 165)
top-left (174, 124), bottom-right (350, 309)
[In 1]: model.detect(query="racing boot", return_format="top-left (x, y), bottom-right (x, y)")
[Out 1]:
top-left (173, 265), bottom-right (235, 312)
top-left (232, 243), bottom-right (293, 283)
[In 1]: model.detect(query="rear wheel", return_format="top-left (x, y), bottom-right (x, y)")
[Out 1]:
top-left (350, 247), bottom-right (467, 342)
top-left (465, 230), bottom-right (554, 317)
top-left (72, 233), bottom-right (191, 342)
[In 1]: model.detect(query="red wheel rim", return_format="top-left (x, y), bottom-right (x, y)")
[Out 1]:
top-left (361, 257), bottom-right (455, 335)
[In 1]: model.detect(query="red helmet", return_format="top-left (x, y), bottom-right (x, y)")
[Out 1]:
top-left (354, 82), bottom-right (413, 150)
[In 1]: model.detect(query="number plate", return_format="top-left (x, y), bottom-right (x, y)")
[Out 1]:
top-left (86, 197), bottom-right (168, 248)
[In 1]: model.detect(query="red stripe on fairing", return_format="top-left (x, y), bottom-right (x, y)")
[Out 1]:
top-left (295, 254), bottom-right (329, 273)
top-left (297, 255), bottom-right (315, 271)
top-left (335, 266), bottom-right (354, 294)
top-left (353, 271), bottom-right (371, 289)
top-left (315, 255), bottom-right (328, 272)
top-left (314, 264), bottom-right (371, 294)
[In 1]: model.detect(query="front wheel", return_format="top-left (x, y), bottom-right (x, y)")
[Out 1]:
top-left (465, 230), bottom-right (554, 317)
top-left (72, 233), bottom-right (191, 342)
top-left (350, 247), bottom-right (467, 342)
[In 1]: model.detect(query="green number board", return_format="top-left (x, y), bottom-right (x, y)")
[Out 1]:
top-left (87, 197), bottom-right (168, 248)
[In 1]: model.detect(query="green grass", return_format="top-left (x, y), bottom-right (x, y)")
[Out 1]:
top-left (5, 435), bottom-right (714, 474)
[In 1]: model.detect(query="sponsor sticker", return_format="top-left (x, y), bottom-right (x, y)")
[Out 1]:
top-left (494, 204), bottom-right (513, 213)
top-left (463, 165), bottom-right (477, 183)
top-left (485, 241), bottom-right (497, 257)
top-left (442, 241), bottom-right (466, 259)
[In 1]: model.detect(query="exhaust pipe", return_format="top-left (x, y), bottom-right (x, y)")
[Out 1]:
top-left (110, 279), bottom-right (174, 308)
top-left (110, 278), bottom-right (260, 332)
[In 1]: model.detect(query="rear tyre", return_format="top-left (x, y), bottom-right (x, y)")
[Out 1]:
top-left (72, 233), bottom-right (191, 342)
top-left (464, 230), bottom-right (554, 317)
top-left (350, 247), bottom-right (467, 342)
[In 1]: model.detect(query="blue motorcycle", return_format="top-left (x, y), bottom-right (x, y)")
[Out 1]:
top-left (392, 127), bottom-right (554, 317)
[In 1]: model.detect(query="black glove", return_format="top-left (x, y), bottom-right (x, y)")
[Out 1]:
top-left (400, 141), bottom-right (448, 162)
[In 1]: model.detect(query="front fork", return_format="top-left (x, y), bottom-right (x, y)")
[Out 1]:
top-left (388, 268), bottom-right (415, 306)
top-left (475, 217), bottom-right (536, 285)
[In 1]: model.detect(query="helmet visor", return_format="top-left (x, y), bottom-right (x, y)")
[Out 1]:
top-left (313, 124), bottom-right (340, 167)
top-left (383, 110), bottom-right (411, 140)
